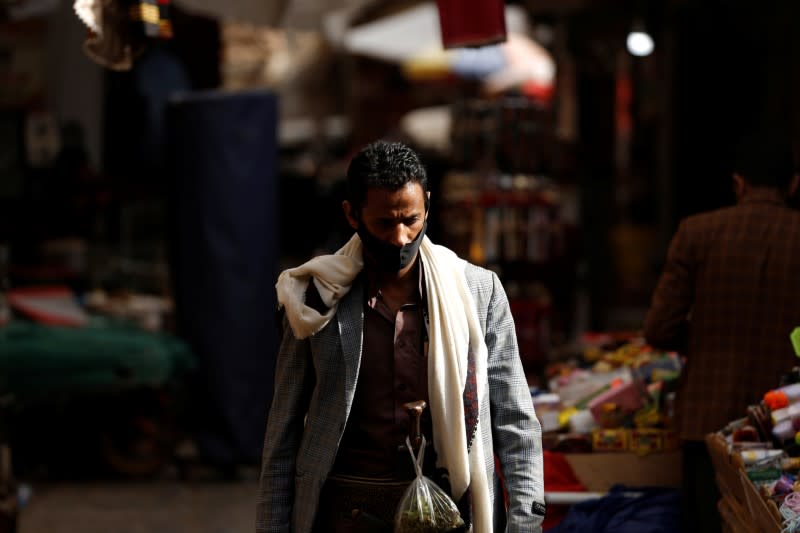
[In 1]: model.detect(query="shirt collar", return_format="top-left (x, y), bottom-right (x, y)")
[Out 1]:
top-left (364, 260), bottom-right (426, 306)
top-left (740, 188), bottom-right (786, 206)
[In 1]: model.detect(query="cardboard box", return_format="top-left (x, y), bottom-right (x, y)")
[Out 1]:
top-left (629, 429), bottom-right (663, 456)
top-left (564, 450), bottom-right (682, 492)
top-left (589, 428), bottom-right (677, 454)
top-left (591, 429), bottom-right (628, 452)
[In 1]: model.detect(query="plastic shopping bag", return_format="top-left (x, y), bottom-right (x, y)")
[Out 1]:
top-left (394, 435), bottom-right (465, 533)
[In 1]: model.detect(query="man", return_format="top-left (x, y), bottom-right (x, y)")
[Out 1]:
top-left (644, 135), bottom-right (800, 533)
top-left (257, 141), bottom-right (545, 533)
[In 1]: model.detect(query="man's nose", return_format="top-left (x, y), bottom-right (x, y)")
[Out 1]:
top-left (388, 226), bottom-right (411, 247)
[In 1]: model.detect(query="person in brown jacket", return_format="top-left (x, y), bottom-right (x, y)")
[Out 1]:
top-left (644, 134), bottom-right (800, 533)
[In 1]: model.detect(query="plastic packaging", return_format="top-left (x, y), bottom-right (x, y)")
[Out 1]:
top-left (764, 383), bottom-right (800, 410)
top-left (740, 449), bottom-right (784, 465)
top-left (394, 436), bottom-right (464, 533)
top-left (772, 419), bottom-right (797, 441)
top-left (770, 403), bottom-right (800, 426)
top-left (791, 327), bottom-right (800, 357)
top-left (568, 409), bottom-right (597, 434)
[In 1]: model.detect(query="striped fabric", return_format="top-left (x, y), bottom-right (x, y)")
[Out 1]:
top-left (644, 190), bottom-right (800, 441)
top-left (257, 261), bottom-right (544, 533)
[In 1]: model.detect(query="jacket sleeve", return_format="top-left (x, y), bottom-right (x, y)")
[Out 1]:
top-left (644, 220), bottom-right (695, 352)
top-left (485, 272), bottom-right (545, 533)
top-left (256, 313), bottom-right (316, 533)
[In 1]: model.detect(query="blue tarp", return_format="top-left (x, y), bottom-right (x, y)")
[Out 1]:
top-left (548, 485), bottom-right (683, 533)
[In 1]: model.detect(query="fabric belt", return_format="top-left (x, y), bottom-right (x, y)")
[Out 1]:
top-left (315, 474), bottom-right (411, 531)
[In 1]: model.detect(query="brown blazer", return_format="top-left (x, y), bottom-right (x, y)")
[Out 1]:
top-left (644, 189), bottom-right (800, 441)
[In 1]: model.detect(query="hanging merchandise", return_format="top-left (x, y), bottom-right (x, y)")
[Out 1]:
top-left (78, 0), bottom-right (144, 70)
top-left (74, 0), bottom-right (173, 71)
top-left (128, 0), bottom-right (173, 39)
top-left (435, 0), bottom-right (506, 49)
top-left (24, 112), bottom-right (60, 169)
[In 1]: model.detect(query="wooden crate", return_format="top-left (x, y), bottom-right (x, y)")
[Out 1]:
top-left (738, 468), bottom-right (781, 532)
top-left (718, 495), bottom-right (759, 533)
top-left (706, 433), bottom-right (748, 509)
top-left (705, 433), bottom-right (781, 533)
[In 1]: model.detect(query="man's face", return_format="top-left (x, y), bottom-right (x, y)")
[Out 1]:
top-left (344, 182), bottom-right (429, 273)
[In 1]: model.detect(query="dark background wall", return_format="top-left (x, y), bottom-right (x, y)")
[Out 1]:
top-left (672, 0), bottom-right (800, 218)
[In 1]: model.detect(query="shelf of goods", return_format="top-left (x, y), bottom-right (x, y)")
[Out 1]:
top-left (438, 170), bottom-right (580, 368)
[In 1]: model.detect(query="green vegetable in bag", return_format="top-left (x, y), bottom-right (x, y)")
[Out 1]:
top-left (394, 436), bottom-right (465, 533)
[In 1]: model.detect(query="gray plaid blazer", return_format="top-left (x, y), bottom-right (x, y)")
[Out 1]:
top-left (256, 261), bottom-right (545, 533)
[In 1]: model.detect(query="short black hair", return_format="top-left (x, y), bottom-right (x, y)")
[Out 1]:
top-left (345, 140), bottom-right (428, 214)
top-left (733, 133), bottom-right (797, 188)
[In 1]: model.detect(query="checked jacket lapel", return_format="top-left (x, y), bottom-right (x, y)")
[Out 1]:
top-left (336, 279), bottom-right (364, 405)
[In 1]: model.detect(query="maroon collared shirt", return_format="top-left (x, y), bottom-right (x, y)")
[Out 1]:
top-left (330, 268), bottom-right (432, 479)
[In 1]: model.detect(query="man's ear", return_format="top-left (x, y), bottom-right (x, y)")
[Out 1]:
top-left (425, 191), bottom-right (431, 215)
top-left (790, 174), bottom-right (800, 198)
top-left (342, 200), bottom-right (359, 230)
top-left (733, 173), bottom-right (747, 201)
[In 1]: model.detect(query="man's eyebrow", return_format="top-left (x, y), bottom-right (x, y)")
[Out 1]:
top-left (379, 212), bottom-right (420, 219)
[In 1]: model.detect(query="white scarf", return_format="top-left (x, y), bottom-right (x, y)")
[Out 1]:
top-left (275, 234), bottom-right (492, 533)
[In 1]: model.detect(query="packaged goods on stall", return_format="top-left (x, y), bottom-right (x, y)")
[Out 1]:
top-left (586, 380), bottom-right (646, 423)
top-left (540, 333), bottom-right (684, 515)
top-left (532, 393), bottom-right (562, 433)
top-left (764, 383), bottom-right (800, 410)
top-left (541, 335), bottom-right (682, 454)
top-left (591, 429), bottom-right (627, 452)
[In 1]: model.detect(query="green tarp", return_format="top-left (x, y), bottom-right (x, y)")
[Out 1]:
top-left (0, 318), bottom-right (196, 397)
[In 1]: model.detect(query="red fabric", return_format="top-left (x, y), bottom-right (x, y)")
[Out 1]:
top-left (543, 450), bottom-right (587, 530)
top-left (435, 0), bottom-right (506, 49)
top-left (7, 286), bottom-right (87, 327)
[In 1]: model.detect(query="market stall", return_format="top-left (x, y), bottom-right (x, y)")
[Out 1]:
top-left (537, 333), bottom-right (684, 529)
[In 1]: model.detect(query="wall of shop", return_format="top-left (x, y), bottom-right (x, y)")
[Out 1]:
top-left (44, 0), bottom-right (104, 170)
top-left (3, 0), bottom-right (799, 331)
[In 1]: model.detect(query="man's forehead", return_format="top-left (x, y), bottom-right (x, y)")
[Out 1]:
top-left (363, 183), bottom-right (424, 201)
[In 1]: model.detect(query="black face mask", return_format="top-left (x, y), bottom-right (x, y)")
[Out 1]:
top-left (357, 221), bottom-right (427, 273)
